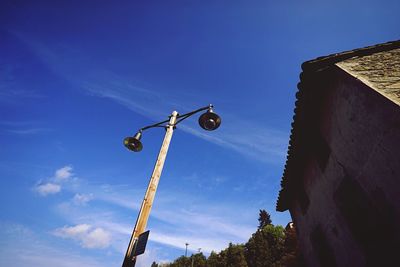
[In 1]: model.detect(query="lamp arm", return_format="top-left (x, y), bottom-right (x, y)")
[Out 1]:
top-left (138, 104), bottom-right (213, 132)
top-left (139, 118), bottom-right (170, 132)
top-left (175, 104), bottom-right (213, 125)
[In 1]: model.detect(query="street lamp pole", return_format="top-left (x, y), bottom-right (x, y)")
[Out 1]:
top-left (121, 105), bottom-right (221, 267)
top-left (122, 111), bottom-right (178, 267)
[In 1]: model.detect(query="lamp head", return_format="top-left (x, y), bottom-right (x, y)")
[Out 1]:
top-left (198, 108), bottom-right (221, 131)
top-left (124, 132), bottom-right (143, 152)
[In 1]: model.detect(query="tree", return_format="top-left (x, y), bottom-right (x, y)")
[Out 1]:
top-left (258, 209), bottom-right (272, 229)
top-left (151, 262), bottom-right (159, 267)
top-left (226, 243), bottom-right (248, 267)
top-left (206, 251), bottom-right (225, 267)
top-left (190, 252), bottom-right (207, 267)
top-left (245, 224), bottom-right (285, 267)
top-left (169, 255), bottom-right (190, 267)
top-left (274, 225), bottom-right (306, 267)
top-left (165, 209), bottom-right (299, 267)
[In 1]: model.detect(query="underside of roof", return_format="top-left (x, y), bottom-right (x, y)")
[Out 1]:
top-left (276, 40), bottom-right (400, 212)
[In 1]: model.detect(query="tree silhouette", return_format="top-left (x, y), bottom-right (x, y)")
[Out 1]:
top-left (207, 251), bottom-right (225, 267)
top-left (245, 224), bottom-right (285, 267)
top-left (258, 209), bottom-right (272, 229)
top-left (226, 243), bottom-right (248, 267)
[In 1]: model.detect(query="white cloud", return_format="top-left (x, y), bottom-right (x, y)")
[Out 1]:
top-left (53, 224), bottom-right (111, 249)
top-left (34, 165), bottom-right (74, 197)
top-left (54, 188), bottom-right (255, 254)
top-left (83, 228), bottom-right (112, 248)
top-left (73, 193), bottom-right (93, 205)
top-left (136, 247), bottom-right (168, 267)
top-left (47, 178), bottom-right (290, 264)
top-left (35, 183), bottom-right (61, 196)
top-left (55, 166), bottom-right (73, 181)
top-left (0, 222), bottom-right (112, 267)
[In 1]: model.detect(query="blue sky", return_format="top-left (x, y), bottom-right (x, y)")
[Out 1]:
top-left (0, 1), bottom-right (399, 266)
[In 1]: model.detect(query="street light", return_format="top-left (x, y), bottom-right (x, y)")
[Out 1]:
top-left (185, 243), bottom-right (189, 258)
top-left (123, 132), bottom-right (143, 152)
top-left (198, 107), bottom-right (221, 131)
top-left (121, 104), bottom-right (221, 267)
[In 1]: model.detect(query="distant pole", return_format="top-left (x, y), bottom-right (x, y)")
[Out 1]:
top-left (122, 111), bottom-right (178, 267)
top-left (185, 243), bottom-right (189, 258)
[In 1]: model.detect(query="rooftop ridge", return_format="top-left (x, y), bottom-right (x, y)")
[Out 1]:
top-left (276, 39), bottom-right (400, 212)
top-left (301, 40), bottom-right (400, 72)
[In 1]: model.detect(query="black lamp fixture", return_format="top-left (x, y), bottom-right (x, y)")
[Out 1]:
top-left (124, 131), bottom-right (143, 152)
top-left (198, 107), bottom-right (221, 131)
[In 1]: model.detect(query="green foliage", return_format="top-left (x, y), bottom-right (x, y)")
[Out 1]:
top-left (245, 224), bottom-right (285, 267)
top-left (273, 226), bottom-right (305, 267)
top-left (191, 252), bottom-right (207, 267)
top-left (168, 255), bottom-right (190, 267)
top-left (151, 262), bottom-right (159, 267)
top-left (226, 243), bottom-right (248, 267)
top-left (153, 210), bottom-right (304, 267)
top-left (207, 250), bottom-right (225, 267)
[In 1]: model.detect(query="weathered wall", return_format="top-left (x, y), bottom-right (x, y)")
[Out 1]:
top-left (289, 67), bottom-right (400, 267)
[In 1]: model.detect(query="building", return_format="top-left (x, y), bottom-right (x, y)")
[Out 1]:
top-left (276, 40), bottom-right (400, 267)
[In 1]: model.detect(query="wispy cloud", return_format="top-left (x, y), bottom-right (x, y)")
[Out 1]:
top-left (136, 247), bottom-right (169, 267)
top-left (53, 224), bottom-right (112, 249)
top-left (0, 64), bottom-right (45, 104)
top-left (0, 120), bottom-right (52, 135)
top-left (81, 77), bottom-right (168, 119)
top-left (27, 164), bottom-right (289, 264)
top-left (182, 120), bottom-right (288, 163)
top-left (0, 88), bottom-right (44, 99)
top-left (73, 193), bottom-right (94, 205)
top-left (12, 32), bottom-right (289, 163)
top-left (54, 180), bottom-right (256, 254)
top-left (34, 167), bottom-right (258, 254)
top-left (1, 120), bottom-right (52, 135)
top-left (0, 120), bottom-right (41, 127)
top-left (6, 128), bottom-right (52, 135)
top-left (151, 231), bottom-right (229, 253)
top-left (79, 77), bottom-right (289, 163)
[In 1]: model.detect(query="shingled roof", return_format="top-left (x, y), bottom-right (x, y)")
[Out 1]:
top-left (276, 40), bottom-right (400, 212)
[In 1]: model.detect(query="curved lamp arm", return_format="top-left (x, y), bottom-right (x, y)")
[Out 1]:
top-left (137, 104), bottom-right (213, 133)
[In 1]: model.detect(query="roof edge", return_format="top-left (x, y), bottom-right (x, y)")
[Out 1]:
top-left (276, 39), bottom-right (400, 212)
top-left (302, 40), bottom-right (400, 72)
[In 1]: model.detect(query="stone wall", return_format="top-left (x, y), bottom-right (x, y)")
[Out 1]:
top-left (289, 67), bottom-right (400, 267)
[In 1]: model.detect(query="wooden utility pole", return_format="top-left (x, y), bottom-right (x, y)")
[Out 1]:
top-left (122, 111), bottom-right (178, 267)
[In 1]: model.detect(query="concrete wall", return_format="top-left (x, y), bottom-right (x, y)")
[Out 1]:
top-left (289, 67), bottom-right (400, 267)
